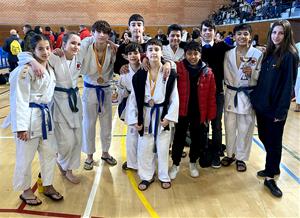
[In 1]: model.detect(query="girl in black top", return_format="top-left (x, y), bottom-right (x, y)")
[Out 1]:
top-left (251, 20), bottom-right (299, 198)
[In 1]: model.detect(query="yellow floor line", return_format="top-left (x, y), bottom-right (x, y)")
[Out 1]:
top-left (120, 126), bottom-right (160, 218)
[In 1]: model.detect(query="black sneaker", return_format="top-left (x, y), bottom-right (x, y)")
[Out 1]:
top-left (211, 157), bottom-right (221, 169)
top-left (257, 170), bottom-right (280, 178)
top-left (264, 179), bottom-right (283, 198)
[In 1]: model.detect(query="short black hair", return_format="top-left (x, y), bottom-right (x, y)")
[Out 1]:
top-left (167, 24), bottom-right (183, 36)
top-left (92, 20), bottom-right (111, 34)
top-left (60, 26), bottom-right (65, 32)
top-left (233, 23), bottom-right (252, 35)
top-left (125, 42), bottom-right (143, 54)
top-left (24, 24), bottom-right (32, 30)
top-left (184, 41), bottom-right (202, 53)
top-left (145, 38), bottom-right (162, 50)
top-left (45, 26), bottom-right (51, 32)
top-left (128, 14), bottom-right (144, 26)
top-left (200, 20), bottom-right (216, 31)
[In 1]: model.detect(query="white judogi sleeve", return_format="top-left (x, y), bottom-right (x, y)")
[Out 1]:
top-left (126, 86), bottom-right (138, 126)
top-left (9, 65), bottom-right (31, 132)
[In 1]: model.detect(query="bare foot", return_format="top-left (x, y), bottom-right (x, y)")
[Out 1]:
top-left (65, 170), bottom-right (80, 184)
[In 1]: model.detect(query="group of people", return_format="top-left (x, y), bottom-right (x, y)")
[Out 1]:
top-left (2, 13), bottom-right (299, 206)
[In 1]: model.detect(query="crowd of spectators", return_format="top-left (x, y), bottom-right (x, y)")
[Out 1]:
top-left (209, 0), bottom-right (300, 25)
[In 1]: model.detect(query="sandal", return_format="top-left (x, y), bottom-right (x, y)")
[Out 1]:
top-left (221, 156), bottom-right (236, 166)
top-left (160, 181), bottom-right (171, 189)
top-left (84, 160), bottom-right (94, 170)
top-left (101, 156), bottom-right (117, 166)
top-left (19, 194), bottom-right (42, 206)
top-left (44, 191), bottom-right (63, 201)
top-left (236, 160), bottom-right (247, 172)
top-left (138, 178), bottom-right (155, 191)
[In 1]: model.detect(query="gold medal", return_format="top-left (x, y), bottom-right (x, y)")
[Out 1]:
top-left (148, 99), bottom-right (154, 107)
top-left (97, 77), bottom-right (104, 84)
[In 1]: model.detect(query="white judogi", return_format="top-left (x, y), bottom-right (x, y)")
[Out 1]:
top-left (162, 44), bottom-right (184, 63)
top-left (78, 37), bottom-right (116, 155)
top-left (9, 64), bottom-right (56, 191)
top-left (224, 46), bottom-right (262, 161)
top-left (127, 68), bottom-right (179, 182)
top-left (18, 52), bottom-right (83, 171)
top-left (117, 64), bottom-right (139, 169)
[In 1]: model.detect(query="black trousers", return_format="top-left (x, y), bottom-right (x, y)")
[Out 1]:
top-left (256, 112), bottom-right (286, 178)
top-left (211, 93), bottom-right (224, 159)
top-left (172, 116), bottom-right (207, 165)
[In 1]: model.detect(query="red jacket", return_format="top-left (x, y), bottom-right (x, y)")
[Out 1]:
top-left (43, 31), bottom-right (55, 50)
top-left (176, 61), bottom-right (216, 123)
top-left (55, 32), bottom-right (64, 49)
top-left (80, 28), bottom-right (91, 40)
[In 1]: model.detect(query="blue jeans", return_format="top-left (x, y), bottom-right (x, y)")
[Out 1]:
top-left (210, 93), bottom-right (224, 159)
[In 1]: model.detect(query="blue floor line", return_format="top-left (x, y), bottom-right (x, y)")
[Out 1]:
top-left (252, 137), bottom-right (300, 185)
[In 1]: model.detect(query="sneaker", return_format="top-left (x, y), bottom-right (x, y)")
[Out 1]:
top-left (189, 163), bottom-right (199, 178)
top-left (169, 164), bottom-right (180, 180)
top-left (257, 170), bottom-right (280, 178)
top-left (264, 179), bottom-right (282, 198)
top-left (211, 157), bottom-right (221, 169)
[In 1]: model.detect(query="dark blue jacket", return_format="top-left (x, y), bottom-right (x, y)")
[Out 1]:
top-left (3, 35), bottom-right (20, 62)
top-left (251, 51), bottom-right (299, 120)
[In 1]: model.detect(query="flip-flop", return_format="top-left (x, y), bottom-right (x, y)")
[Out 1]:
top-left (101, 156), bottom-right (117, 166)
top-left (19, 195), bottom-right (42, 206)
top-left (221, 156), bottom-right (236, 166)
top-left (160, 181), bottom-right (171, 189)
top-left (84, 160), bottom-right (94, 170)
top-left (44, 191), bottom-right (64, 201)
top-left (138, 178), bottom-right (155, 191)
top-left (236, 160), bottom-right (247, 172)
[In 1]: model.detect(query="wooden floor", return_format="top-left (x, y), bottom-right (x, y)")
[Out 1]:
top-left (0, 78), bottom-right (299, 218)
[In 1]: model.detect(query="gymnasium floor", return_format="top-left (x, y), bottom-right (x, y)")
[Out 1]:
top-left (0, 78), bottom-right (299, 218)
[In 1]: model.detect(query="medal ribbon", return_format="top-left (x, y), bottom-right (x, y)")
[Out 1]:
top-left (93, 44), bottom-right (107, 79)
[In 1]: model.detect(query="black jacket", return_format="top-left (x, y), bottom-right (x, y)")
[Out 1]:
top-left (251, 51), bottom-right (299, 120)
top-left (3, 35), bottom-right (20, 62)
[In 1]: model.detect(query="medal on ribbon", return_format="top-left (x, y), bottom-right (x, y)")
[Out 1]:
top-left (93, 44), bottom-right (107, 84)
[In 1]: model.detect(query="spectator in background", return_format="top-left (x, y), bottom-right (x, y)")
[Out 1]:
top-left (3, 29), bottom-right (22, 73)
top-left (252, 34), bottom-right (260, 47)
top-left (79, 25), bottom-right (91, 40)
top-left (43, 26), bottom-right (55, 50)
top-left (55, 27), bottom-right (66, 49)
top-left (215, 31), bottom-right (225, 43)
top-left (224, 32), bottom-right (234, 46)
top-left (22, 24), bottom-right (36, 51)
top-left (155, 28), bottom-right (167, 43)
top-left (34, 26), bottom-right (43, 35)
top-left (191, 28), bottom-right (201, 43)
top-left (120, 31), bottom-right (131, 45)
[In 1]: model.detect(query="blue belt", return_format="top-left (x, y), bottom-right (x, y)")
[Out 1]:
top-left (29, 102), bottom-right (52, 140)
top-left (84, 81), bottom-right (110, 113)
top-left (226, 84), bottom-right (255, 107)
top-left (144, 102), bottom-right (164, 153)
top-left (54, 86), bottom-right (79, 112)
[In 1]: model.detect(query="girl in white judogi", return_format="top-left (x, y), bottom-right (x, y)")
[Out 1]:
top-left (127, 39), bottom-right (179, 191)
top-left (222, 24), bottom-right (263, 171)
top-left (9, 34), bottom-right (63, 205)
top-left (18, 32), bottom-right (83, 183)
top-left (117, 42), bottom-right (142, 171)
top-left (77, 21), bottom-right (117, 169)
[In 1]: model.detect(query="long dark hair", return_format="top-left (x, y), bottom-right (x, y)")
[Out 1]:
top-left (264, 20), bottom-right (298, 68)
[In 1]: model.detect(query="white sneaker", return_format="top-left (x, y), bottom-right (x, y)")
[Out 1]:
top-left (189, 163), bottom-right (199, 178)
top-left (169, 164), bottom-right (180, 180)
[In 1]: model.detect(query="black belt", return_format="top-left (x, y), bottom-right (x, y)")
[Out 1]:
top-left (55, 86), bottom-right (79, 112)
top-left (226, 84), bottom-right (255, 107)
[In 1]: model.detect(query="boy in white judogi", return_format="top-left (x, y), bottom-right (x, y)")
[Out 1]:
top-left (127, 39), bottom-right (179, 191)
top-left (77, 21), bottom-right (117, 169)
top-left (117, 42), bottom-right (142, 171)
top-left (162, 24), bottom-right (185, 63)
top-left (8, 35), bottom-right (63, 205)
top-left (18, 33), bottom-right (84, 183)
top-left (222, 24), bottom-right (263, 171)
